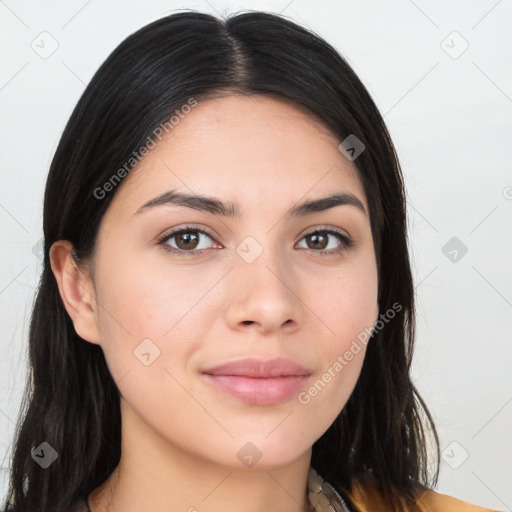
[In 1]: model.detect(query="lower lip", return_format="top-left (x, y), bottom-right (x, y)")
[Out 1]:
top-left (202, 374), bottom-right (311, 405)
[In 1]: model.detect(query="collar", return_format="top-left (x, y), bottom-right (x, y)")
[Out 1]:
top-left (307, 466), bottom-right (351, 512)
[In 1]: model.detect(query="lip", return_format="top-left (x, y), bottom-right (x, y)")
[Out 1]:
top-left (201, 357), bottom-right (313, 405)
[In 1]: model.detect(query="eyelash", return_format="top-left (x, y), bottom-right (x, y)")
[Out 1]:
top-left (156, 224), bottom-right (354, 257)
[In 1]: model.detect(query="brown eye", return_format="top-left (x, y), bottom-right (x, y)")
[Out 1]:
top-left (158, 226), bottom-right (219, 255)
top-left (297, 228), bottom-right (353, 255)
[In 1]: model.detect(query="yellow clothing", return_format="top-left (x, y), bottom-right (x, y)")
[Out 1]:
top-left (308, 467), bottom-right (502, 512)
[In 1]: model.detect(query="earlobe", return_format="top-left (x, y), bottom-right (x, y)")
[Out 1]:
top-left (49, 240), bottom-right (101, 345)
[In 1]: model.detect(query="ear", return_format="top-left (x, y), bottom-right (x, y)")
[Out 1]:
top-left (49, 240), bottom-right (101, 345)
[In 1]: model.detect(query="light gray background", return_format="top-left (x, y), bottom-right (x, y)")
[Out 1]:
top-left (1, 0), bottom-right (511, 509)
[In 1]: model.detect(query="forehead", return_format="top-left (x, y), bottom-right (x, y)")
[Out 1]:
top-left (107, 94), bottom-right (368, 217)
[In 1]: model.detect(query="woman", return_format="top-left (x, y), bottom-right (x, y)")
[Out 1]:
top-left (2, 10), bottom-right (500, 512)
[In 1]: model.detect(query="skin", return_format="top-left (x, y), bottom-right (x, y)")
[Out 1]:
top-left (50, 94), bottom-right (379, 512)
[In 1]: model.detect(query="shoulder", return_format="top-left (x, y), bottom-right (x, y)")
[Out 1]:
top-left (415, 488), bottom-right (502, 512)
top-left (348, 475), bottom-right (502, 512)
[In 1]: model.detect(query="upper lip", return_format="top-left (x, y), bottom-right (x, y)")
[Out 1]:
top-left (201, 357), bottom-right (312, 378)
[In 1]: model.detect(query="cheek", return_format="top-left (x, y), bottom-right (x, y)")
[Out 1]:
top-left (300, 261), bottom-right (377, 417)
top-left (310, 260), bottom-right (379, 343)
top-left (92, 253), bottom-right (218, 389)
top-left (94, 250), bottom-right (196, 339)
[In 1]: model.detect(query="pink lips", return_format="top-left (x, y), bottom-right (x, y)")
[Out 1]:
top-left (201, 357), bottom-right (312, 405)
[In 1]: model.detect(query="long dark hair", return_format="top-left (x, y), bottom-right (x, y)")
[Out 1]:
top-left (3, 10), bottom-right (440, 512)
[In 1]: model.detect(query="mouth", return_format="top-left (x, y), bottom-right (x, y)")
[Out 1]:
top-left (201, 374), bottom-right (312, 405)
top-left (201, 357), bottom-right (313, 405)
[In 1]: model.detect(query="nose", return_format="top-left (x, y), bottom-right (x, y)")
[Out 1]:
top-left (224, 248), bottom-right (302, 336)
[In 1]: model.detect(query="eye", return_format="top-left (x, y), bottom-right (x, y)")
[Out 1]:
top-left (157, 225), bottom-right (220, 255)
top-left (296, 227), bottom-right (353, 256)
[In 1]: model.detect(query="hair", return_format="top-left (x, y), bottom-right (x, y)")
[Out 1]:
top-left (3, 9), bottom-right (440, 512)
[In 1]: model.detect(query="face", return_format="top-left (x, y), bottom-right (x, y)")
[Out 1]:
top-left (80, 94), bottom-right (379, 469)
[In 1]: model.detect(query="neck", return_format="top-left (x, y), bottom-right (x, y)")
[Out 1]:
top-left (89, 400), bottom-right (313, 512)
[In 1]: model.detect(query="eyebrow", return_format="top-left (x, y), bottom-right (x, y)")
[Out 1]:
top-left (134, 189), bottom-right (367, 218)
